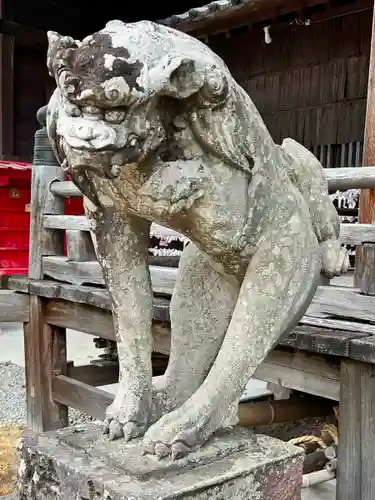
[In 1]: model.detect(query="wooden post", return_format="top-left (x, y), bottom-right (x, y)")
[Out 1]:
top-left (337, 360), bottom-right (362, 500)
top-left (356, 1), bottom-right (375, 284)
top-left (24, 105), bottom-right (68, 431)
top-left (338, 360), bottom-right (375, 500)
top-left (25, 296), bottom-right (67, 431)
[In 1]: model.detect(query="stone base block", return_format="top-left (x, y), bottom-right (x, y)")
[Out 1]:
top-left (17, 424), bottom-right (303, 499)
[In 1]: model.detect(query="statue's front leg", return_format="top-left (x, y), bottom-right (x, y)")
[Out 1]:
top-left (143, 214), bottom-right (321, 459)
top-left (85, 199), bottom-right (153, 441)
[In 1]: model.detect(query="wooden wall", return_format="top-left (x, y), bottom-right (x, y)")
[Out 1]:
top-left (210, 7), bottom-right (371, 148)
top-left (5, 4), bottom-right (373, 161)
top-left (13, 45), bottom-right (53, 160)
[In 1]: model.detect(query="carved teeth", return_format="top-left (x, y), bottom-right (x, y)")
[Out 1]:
top-left (110, 165), bottom-right (121, 178)
top-left (149, 248), bottom-right (182, 257)
top-left (61, 159), bottom-right (70, 171)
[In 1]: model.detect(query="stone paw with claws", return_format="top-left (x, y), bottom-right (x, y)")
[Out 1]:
top-left (103, 395), bottom-right (150, 442)
top-left (141, 405), bottom-right (216, 460)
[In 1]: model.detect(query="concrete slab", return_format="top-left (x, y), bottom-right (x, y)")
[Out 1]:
top-left (18, 424), bottom-right (304, 499)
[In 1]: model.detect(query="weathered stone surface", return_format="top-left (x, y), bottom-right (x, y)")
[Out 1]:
top-left (17, 424), bottom-right (303, 499)
top-left (45, 19), bottom-right (349, 459)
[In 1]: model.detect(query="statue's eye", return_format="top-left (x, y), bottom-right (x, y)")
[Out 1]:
top-left (127, 133), bottom-right (139, 147)
top-left (82, 106), bottom-right (102, 117)
top-left (63, 101), bottom-right (81, 117)
top-left (105, 110), bottom-right (125, 124)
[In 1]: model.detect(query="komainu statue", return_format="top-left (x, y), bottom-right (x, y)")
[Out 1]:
top-left (46, 20), bottom-right (348, 459)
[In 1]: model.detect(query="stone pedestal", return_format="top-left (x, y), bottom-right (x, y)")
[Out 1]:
top-left (17, 424), bottom-right (303, 499)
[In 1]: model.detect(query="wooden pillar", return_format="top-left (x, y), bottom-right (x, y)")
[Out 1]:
top-left (338, 360), bottom-right (375, 500)
top-left (24, 106), bottom-right (68, 431)
top-left (356, 1), bottom-right (375, 283)
top-left (0, 0), bottom-right (14, 158)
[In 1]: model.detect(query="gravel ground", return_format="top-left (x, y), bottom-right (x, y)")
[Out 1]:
top-left (0, 362), bottom-right (26, 425)
top-left (0, 361), bottom-right (92, 426)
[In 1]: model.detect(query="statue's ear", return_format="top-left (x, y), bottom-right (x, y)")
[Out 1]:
top-left (46, 31), bottom-right (78, 78)
top-left (151, 56), bottom-right (204, 99)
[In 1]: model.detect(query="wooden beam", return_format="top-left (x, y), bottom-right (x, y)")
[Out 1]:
top-left (24, 295), bottom-right (68, 432)
top-left (177, 0), bottom-right (328, 38)
top-left (42, 214), bottom-right (375, 247)
top-left (357, 0), bottom-right (375, 283)
top-left (50, 167), bottom-right (375, 200)
top-left (0, 20), bottom-right (46, 49)
top-left (337, 359), bottom-right (375, 500)
top-left (51, 348), bottom-right (341, 420)
top-left (52, 375), bottom-right (112, 420)
top-left (337, 359), bottom-right (362, 500)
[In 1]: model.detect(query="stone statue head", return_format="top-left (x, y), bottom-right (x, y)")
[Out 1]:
top-left (46, 20), bottom-right (229, 179)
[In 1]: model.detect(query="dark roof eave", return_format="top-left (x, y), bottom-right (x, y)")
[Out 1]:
top-left (159, 0), bottom-right (329, 37)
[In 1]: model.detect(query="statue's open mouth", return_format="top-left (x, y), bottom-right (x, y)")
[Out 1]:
top-left (61, 158), bottom-right (121, 179)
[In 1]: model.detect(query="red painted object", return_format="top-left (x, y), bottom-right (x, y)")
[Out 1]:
top-left (0, 161), bottom-right (32, 276)
top-left (0, 165), bottom-right (86, 276)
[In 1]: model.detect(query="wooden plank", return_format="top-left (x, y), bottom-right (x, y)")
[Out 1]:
top-left (337, 360), bottom-right (362, 500)
top-left (67, 362), bottom-right (119, 387)
top-left (360, 363), bottom-right (375, 500)
top-left (51, 347), bottom-right (341, 419)
top-left (41, 256), bottom-right (375, 326)
top-left (307, 285), bottom-right (375, 325)
top-left (44, 298), bottom-right (115, 340)
top-left (9, 278), bottom-right (371, 359)
top-left (339, 223), bottom-right (375, 246)
top-left (256, 349), bottom-right (341, 401)
top-left (0, 290), bottom-right (29, 322)
top-left (24, 295), bottom-right (68, 432)
top-left (349, 335), bottom-right (375, 364)
top-left (8, 278), bottom-right (171, 321)
top-left (49, 180), bottom-right (81, 198)
top-left (356, 1), bottom-right (375, 285)
top-left (52, 375), bottom-right (112, 420)
top-left (43, 214), bottom-right (188, 242)
top-left (281, 324), bottom-right (369, 358)
top-left (67, 355), bottom-right (168, 387)
top-left (326, 166), bottom-right (375, 190)
top-left (359, 241), bottom-right (375, 295)
top-left (42, 256), bottom-right (177, 295)
top-left (44, 298), bottom-right (171, 355)
top-left (44, 214), bottom-right (89, 231)
top-left (43, 214), bottom-right (375, 246)
top-left (301, 315), bottom-right (375, 336)
top-left (51, 167), bottom-right (375, 201)
top-left (178, 0), bottom-right (327, 38)
top-left (29, 166), bottom-right (65, 280)
top-left (66, 230), bottom-right (96, 262)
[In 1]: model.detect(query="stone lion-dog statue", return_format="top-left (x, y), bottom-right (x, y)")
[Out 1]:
top-left (46, 20), bottom-right (348, 459)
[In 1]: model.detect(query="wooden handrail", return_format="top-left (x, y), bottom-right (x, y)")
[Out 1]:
top-left (49, 166), bottom-right (375, 198)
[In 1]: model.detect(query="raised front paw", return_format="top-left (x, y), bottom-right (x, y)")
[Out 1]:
top-left (320, 239), bottom-right (349, 279)
top-left (103, 392), bottom-right (151, 442)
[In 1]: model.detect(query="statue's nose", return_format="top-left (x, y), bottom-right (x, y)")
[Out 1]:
top-left (75, 123), bottom-right (95, 140)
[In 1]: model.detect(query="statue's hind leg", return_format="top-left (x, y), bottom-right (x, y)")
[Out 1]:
top-left (152, 242), bottom-right (240, 421)
top-left (143, 215), bottom-right (321, 459)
